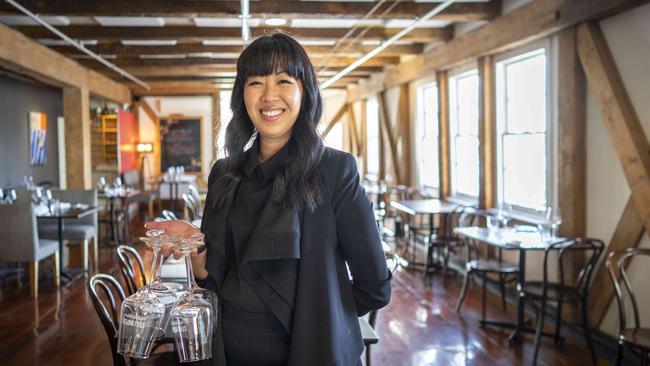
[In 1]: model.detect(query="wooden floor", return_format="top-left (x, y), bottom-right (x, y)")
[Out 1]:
top-left (0, 218), bottom-right (611, 366)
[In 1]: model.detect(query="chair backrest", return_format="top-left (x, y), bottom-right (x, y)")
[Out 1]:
top-left (87, 273), bottom-right (127, 366)
top-left (0, 188), bottom-right (39, 262)
top-left (188, 185), bottom-right (203, 215)
top-left (122, 170), bottom-right (140, 188)
top-left (116, 245), bottom-right (147, 295)
top-left (458, 208), bottom-right (495, 261)
top-left (53, 189), bottom-right (98, 227)
top-left (606, 248), bottom-right (650, 332)
top-left (441, 204), bottom-right (472, 238)
top-left (182, 193), bottom-right (198, 221)
top-left (542, 238), bottom-right (604, 300)
top-left (161, 209), bottom-right (177, 220)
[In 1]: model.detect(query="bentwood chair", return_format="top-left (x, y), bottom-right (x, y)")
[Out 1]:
top-left (607, 248), bottom-right (650, 366)
top-left (87, 274), bottom-right (176, 366)
top-left (455, 209), bottom-right (519, 322)
top-left (366, 242), bottom-right (402, 366)
top-left (116, 245), bottom-right (147, 296)
top-left (161, 209), bottom-right (178, 221)
top-left (522, 238), bottom-right (603, 365)
top-left (181, 192), bottom-right (201, 221)
top-left (425, 204), bottom-right (469, 276)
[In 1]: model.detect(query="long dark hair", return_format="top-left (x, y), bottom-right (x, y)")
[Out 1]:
top-left (211, 32), bottom-right (325, 211)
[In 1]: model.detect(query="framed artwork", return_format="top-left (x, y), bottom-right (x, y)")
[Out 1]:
top-left (29, 111), bottom-right (47, 166)
top-left (160, 117), bottom-right (202, 173)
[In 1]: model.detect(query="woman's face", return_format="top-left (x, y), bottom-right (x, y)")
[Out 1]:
top-left (243, 71), bottom-right (303, 143)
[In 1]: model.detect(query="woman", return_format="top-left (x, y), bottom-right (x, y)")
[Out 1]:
top-left (147, 32), bottom-right (391, 366)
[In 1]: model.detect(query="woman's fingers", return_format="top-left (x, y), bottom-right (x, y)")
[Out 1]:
top-left (144, 219), bottom-right (201, 236)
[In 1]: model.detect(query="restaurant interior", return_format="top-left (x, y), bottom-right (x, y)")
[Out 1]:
top-left (1, 0), bottom-right (650, 365)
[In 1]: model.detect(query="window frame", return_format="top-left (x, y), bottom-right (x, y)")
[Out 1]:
top-left (493, 39), bottom-right (555, 219)
top-left (364, 95), bottom-right (381, 178)
top-left (448, 63), bottom-right (480, 203)
top-left (413, 77), bottom-right (440, 197)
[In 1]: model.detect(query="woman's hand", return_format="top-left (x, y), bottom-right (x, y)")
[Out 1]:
top-left (144, 220), bottom-right (202, 259)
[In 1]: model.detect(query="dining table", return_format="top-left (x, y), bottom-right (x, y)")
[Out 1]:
top-left (37, 203), bottom-right (99, 282)
top-left (453, 226), bottom-right (566, 343)
top-left (100, 188), bottom-right (140, 244)
top-left (390, 199), bottom-right (459, 273)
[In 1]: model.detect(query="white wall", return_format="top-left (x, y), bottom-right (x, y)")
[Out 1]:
top-left (582, 3), bottom-right (650, 336)
top-left (144, 96), bottom-right (213, 182)
top-left (321, 89), bottom-right (347, 151)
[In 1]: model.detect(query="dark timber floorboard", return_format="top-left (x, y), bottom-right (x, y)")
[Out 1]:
top-left (0, 213), bottom-right (611, 365)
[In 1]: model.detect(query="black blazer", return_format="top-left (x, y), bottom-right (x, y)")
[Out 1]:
top-left (200, 147), bottom-right (391, 366)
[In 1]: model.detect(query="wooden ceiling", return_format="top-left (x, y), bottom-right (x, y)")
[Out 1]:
top-left (0, 0), bottom-right (501, 94)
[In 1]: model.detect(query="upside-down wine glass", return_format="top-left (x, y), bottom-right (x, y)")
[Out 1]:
top-left (117, 229), bottom-right (177, 358)
top-left (170, 232), bottom-right (217, 363)
top-left (139, 229), bottom-right (179, 339)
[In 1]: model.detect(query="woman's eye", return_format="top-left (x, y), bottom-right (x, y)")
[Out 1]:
top-left (248, 80), bottom-right (262, 86)
top-left (279, 79), bottom-right (294, 85)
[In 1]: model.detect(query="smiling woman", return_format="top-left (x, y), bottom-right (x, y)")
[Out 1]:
top-left (145, 31), bottom-right (391, 366)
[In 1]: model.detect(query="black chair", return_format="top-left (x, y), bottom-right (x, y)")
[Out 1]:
top-left (87, 274), bottom-right (176, 366)
top-left (607, 248), bottom-right (650, 366)
top-left (116, 245), bottom-right (147, 295)
top-left (425, 204), bottom-right (469, 276)
top-left (365, 243), bottom-right (401, 366)
top-left (455, 209), bottom-right (519, 322)
top-left (161, 210), bottom-right (178, 221)
top-left (181, 193), bottom-right (201, 221)
top-left (522, 238), bottom-right (604, 365)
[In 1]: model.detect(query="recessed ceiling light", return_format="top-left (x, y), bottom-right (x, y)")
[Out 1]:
top-left (265, 18), bottom-right (287, 26)
top-left (94, 16), bottom-right (164, 27)
top-left (121, 40), bottom-right (178, 46)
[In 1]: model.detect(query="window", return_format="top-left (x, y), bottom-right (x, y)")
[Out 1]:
top-left (415, 82), bottom-right (439, 193)
top-left (449, 69), bottom-right (479, 199)
top-left (496, 47), bottom-right (549, 213)
top-left (365, 97), bottom-right (380, 178)
top-left (217, 90), bottom-right (233, 160)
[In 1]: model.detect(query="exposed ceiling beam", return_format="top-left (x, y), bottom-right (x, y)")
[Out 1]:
top-left (15, 26), bottom-right (453, 43)
top-left (76, 56), bottom-right (400, 68)
top-left (49, 43), bottom-right (424, 57)
top-left (0, 1), bottom-right (499, 21)
top-left (112, 65), bottom-right (382, 77)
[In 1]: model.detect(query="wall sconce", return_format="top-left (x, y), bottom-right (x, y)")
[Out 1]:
top-left (136, 142), bottom-right (154, 153)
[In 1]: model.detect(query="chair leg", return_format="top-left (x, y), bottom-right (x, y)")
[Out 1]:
top-left (642, 351), bottom-right (648, 366)
top-left (481, 273), bottom-right (487, 323)
top-left (533, 298), bottom-right (546, 365)
top-left (82, 239), bottom-right (89, 272)
top-left (455, 269), bottom-right (471, 313)
top-left (148, 200), bottom-right (154, 220)
top-left (499, 274), bottom-right (506, 311)
top-left (93, 235), bottom-right (99, 271)
top-left (28, 260), bottom-right (38, 299)
top-left (581, 299), bottom-right (597, 365)
top-left (554, 299), bottom-right (563, 345)
top-left (614, 341), bottom-right (623, 366)
top-left (53, 251), bottom-right (60, 287)
top-left (365, 345), bottom-right (371, 366)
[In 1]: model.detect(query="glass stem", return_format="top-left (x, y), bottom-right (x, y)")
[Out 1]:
top-left (148, 248), bottom-right (164, 285)
top-left (184, 252), bottom-right (197, 289)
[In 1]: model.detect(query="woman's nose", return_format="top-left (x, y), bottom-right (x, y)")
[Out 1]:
top-left (261, 83), bottom-right (279, 101)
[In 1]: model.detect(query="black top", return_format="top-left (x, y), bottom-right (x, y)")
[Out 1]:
top-left (221, 141), bottom-right (292, 313)
top-left (201, 146), bottom-right (391, 365)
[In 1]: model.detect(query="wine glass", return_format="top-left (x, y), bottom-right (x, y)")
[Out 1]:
top-left (170, 232), bottom-right (216, 363)
top-left (139, 229), bottom-right (179, 340)
top-left (117, 229), bottom-right (177, 358)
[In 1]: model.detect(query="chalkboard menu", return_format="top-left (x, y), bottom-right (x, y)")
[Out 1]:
top-left (160, 118), bottom-right (202, 172)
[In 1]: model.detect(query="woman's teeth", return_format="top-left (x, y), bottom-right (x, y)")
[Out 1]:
top-left (262, 109), bottom-right (283, 117)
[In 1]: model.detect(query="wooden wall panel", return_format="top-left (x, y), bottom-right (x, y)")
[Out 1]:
top-left (478, 56), bottom-right (496, 209)
top-left (437, 71), bottom-right (451, 198)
